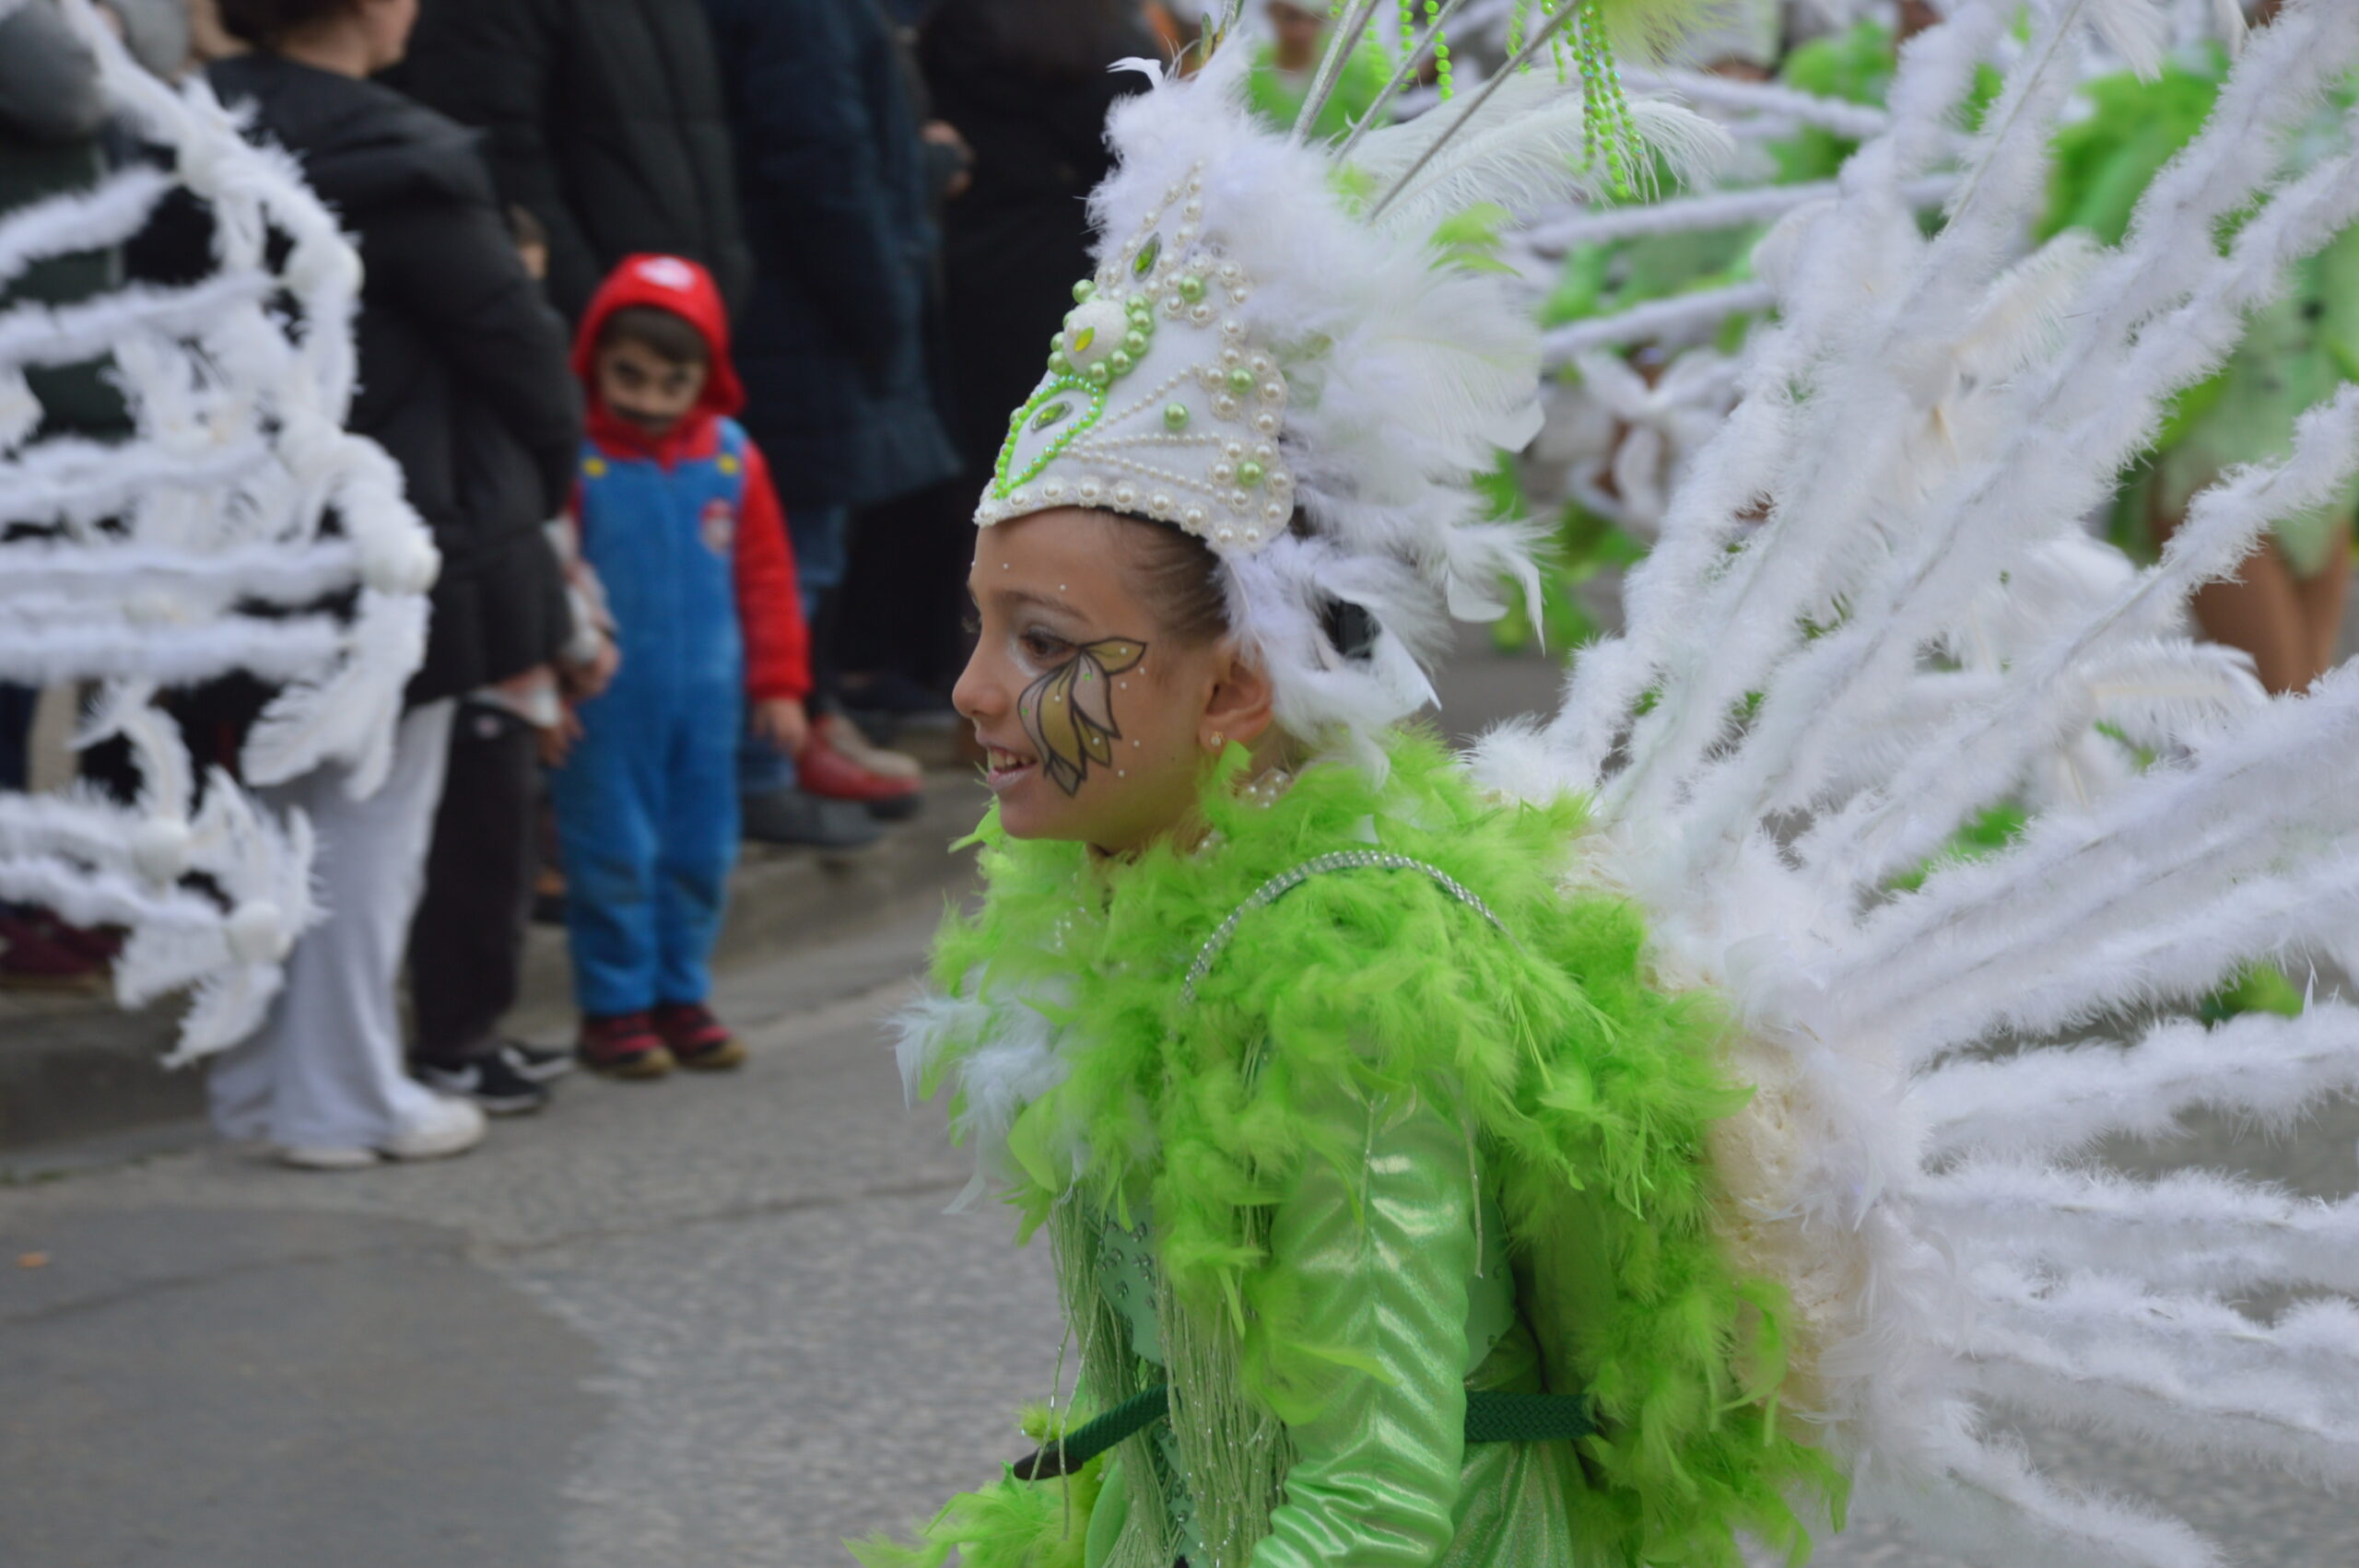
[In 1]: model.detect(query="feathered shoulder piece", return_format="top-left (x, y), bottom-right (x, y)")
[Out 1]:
top-left (898, 733), bottom-right (1842, 1563)
top-left (974, 3), bottom-right (1724, 765)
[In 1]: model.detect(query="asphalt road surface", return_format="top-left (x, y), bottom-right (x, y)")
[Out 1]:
top-left (5, 643), bottom-right (2355, 1567)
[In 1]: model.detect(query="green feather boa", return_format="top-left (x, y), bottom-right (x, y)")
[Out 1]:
top-left (863, 733), bottom-right (1842, 1567)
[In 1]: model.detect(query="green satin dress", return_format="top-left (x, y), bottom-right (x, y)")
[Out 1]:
top-left (1079, 1082), bottom-right (1588, 1568)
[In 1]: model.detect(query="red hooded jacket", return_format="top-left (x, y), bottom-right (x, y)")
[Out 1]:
top-left (569, 254), bottom-right (809, 703)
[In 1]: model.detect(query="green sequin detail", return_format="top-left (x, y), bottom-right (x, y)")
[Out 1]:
top-left (1133, 234), bottom-right (1162, 276)
top-left (992, 378), bottom-right (1107, 499)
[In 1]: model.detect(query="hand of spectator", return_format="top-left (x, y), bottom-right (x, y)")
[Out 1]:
top-left (541, 705), bottom-right (584, 768)
top-left (562, 638), bottom-right (620, 703)
top-left (923, 120), bottom-right (975, 200)
top-left (750, 696), bottom-right (810, 759)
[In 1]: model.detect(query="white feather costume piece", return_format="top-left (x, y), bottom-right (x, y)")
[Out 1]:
top-left (0, 1), bottom-right (434, 1059)
top-left (1461, 1), bottom-right (2359, 1561)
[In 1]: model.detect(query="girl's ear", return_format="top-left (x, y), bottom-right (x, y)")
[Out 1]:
top-left (1200, 640), bottom-right (1276, 750)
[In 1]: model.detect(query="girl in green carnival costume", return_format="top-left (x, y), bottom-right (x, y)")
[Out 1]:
top-left (853, 6), bottom-right (1837, 1565)
top-left (856, 6), bottom-right (2359, 1566)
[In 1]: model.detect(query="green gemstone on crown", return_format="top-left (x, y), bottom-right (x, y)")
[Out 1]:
top-left (1032, 399), bottom-right (1074, 432)
top-left (1133, 234), bottom-right (1162, 276)
top-left (1072, 325), bottom-right (1097, 354)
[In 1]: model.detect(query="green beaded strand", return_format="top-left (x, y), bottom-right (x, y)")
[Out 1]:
top-left (1425, 0), bottom-right (1450, 98)
top-left (1571, 0), bottom-right (1637, 200)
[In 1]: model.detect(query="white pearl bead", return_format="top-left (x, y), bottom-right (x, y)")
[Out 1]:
top-left (1252, 443), bottom-right (1275, 462)
top-left (1189, 304), bottom-right (1214, 325)
top-left (1226, 489), bottom-right (1250, 509)
top-left (1183, 506), bottom-right (1207, 527)
top-left (1150, 491), bottom-right (1173, 514)
top-left (1113, 483), bottom-right (1137, 506)
top-left (1254, 413), bottom-right (1280, 434)
top-left (1216, 527), bottom-right (1236, 544)
top-left (1224, 439), bottom-right (1245, 459)
top-left (1260, 380), bottom-right (1285, 404)
top-left (1263, 501), bottom-right (1287, 521)
top-left (1079, 479), bottom-right (1103, 502)
top-left (1210, 462), bottom-right (1233, 484)
top-left (1212, 395), bottom-right (1239, 419)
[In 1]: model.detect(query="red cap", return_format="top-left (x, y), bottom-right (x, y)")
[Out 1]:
top-left (572, 253), bottom-right (744, 419)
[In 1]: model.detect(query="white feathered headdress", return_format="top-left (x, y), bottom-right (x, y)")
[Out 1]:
top-left (975, 12), bottom-right (1723, 762)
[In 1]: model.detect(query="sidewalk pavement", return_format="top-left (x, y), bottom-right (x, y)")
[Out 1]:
top-left (0, 773), bottom-right (991, 1163)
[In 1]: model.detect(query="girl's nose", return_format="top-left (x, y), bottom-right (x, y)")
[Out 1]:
top-left (952, 649), bottom-right (1001, 724)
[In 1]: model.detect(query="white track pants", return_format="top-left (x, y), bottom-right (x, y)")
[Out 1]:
top-left (208, 701), bottom-right (455, 1152)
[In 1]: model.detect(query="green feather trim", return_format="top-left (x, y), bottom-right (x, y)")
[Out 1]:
top-left (911, 731), bottom-right (1842, 1565)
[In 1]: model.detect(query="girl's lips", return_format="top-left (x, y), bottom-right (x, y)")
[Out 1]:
top-left (981, 743), bottom-right (1037, 793)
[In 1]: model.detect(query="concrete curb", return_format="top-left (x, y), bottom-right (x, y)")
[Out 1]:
top-left (0, 776), bottom-right (988, 1158)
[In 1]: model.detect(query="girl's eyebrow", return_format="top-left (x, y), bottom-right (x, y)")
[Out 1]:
top-left (989, 586), bottom-right (1084, 622)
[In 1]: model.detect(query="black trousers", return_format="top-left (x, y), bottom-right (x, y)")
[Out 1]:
top-left (406, 701), bottom-right (537, 1067)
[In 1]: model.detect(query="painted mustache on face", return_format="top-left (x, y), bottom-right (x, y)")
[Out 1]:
top-left (1018, 637), bottom-right (1148, 796)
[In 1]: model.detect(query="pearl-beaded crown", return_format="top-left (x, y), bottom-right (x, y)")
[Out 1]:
top-left (978, 166), bottom-right (1298, 556)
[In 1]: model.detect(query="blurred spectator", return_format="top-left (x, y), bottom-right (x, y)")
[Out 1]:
top-left (0, 0), bottom-right (123, 989)
top-left (698, 0), bottom-right (950, 840)
top-left (839, 0), bottom-right (1154, 727)
top-left (402, 205), bottom-right (603, 1119)
top-left (392, 0), bottom-right (750, 323)
top-left (552, 255), bottom-right (810, 1080)
top-left (1246, 0), bottom-right (1387, 139)
top-left (918, 0), bottom-right (1153, 512)
top-left (148, 0), bottom-right (581, 1167)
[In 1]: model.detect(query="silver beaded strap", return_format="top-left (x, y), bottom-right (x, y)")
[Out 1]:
top-left (1179, 850), bottom-right (1515, 1005)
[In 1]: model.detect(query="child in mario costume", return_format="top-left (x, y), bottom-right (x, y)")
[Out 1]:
top-left (552, 254), bottom-right (811, 1079)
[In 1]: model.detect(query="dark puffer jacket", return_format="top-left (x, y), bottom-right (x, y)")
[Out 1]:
top-left (393, 0), bottom-right (752, 325)
top-left (698, 0), bottom-right (958, 513)
top-left (153, 54), bottom-right (581, 708)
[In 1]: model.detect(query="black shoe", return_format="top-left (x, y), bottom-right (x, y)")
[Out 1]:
top-left (500, 1039), bottom-right (575, 1083)
top-left (419, 1050), bottom-right (551, 1116)
top-left (741, 787), bottom-right (884, 849)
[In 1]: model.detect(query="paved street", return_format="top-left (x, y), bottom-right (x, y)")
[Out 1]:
top-left (4, 642), bottom-right (2357, 1567)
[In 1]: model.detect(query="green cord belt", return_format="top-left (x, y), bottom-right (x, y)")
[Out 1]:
top-left (1011, 1386), bottom-right (1594, 1480)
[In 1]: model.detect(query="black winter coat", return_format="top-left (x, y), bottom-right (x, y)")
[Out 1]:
top-left (919, 2), bottom-right (1150, 474)
top-left (699, 0), bottom-right (958, 513)
top-left (393, 0), bottom-right (752, 326)
top-left (162, 55), bottom-right (581, 708)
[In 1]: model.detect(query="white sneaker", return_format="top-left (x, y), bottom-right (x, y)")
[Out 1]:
top-left (381, 1094), bottom-right (487, 1162)
top-left (277, 1142), bottom-right (381, 1171)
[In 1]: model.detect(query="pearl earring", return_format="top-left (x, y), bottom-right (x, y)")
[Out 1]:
top-left (1205, 731), bottom-right (1226, 752)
